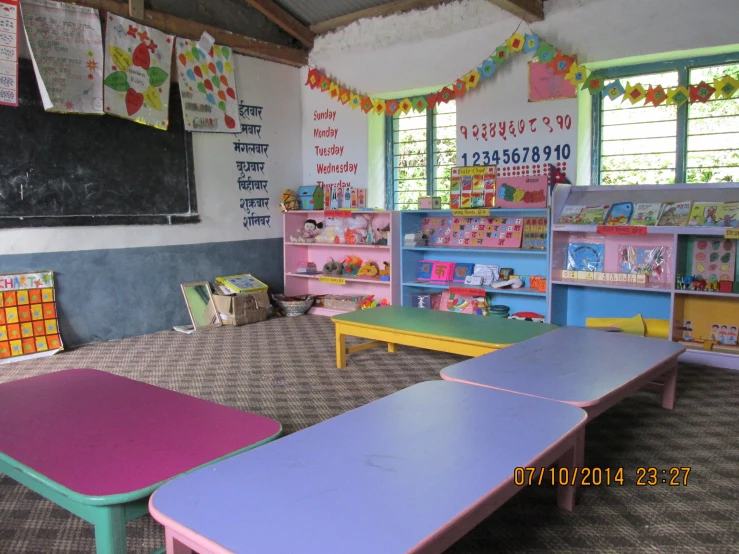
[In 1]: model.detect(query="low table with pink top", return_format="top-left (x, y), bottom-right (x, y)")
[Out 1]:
top-left (0, 369), bottom-right (281, 554)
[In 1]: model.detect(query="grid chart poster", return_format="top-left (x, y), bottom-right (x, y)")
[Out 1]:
top-left (21, 0), bottom-right (104, 113)
top-left (0, 271), bottom-right (63, 364)
top-left (0, 0), bottom-right (18, 106)
top-left (457, 98), bottom-right (577, 185)
top-left (176, 38), bottom-right (241, 132)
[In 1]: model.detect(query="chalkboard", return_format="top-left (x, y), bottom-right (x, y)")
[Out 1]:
top-left (0, 59), bottom-right (198, 228)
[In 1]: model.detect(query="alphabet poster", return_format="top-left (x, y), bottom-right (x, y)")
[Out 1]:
top-left (103, 13), bottom-right (173, 130)
top-left (21, 0), bottom-right (103, 113)
top-left (176, 38), bottom-right (240, 132)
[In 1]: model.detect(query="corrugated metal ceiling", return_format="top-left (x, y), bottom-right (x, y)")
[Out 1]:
top-left (275, 0), bottom-right (396, 25)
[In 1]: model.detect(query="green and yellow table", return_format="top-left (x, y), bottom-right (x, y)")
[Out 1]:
top-left (331, 306), bottom-right (558, 368)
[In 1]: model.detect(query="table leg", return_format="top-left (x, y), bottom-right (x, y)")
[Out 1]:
top-left (575, 426), bottom-right (586, 469)
top-left (166, 530), bottom-right (193, 554)
top-left (92, 505), bottom-right (127, 554)
top-left (388, 342), bottom-right (398, 353)
top-left (662, 364), bottom-right (678, 410)
top-left (335, 327), bottom-right (347, 369)
top-left (556, 439), bottom-right (577, 512)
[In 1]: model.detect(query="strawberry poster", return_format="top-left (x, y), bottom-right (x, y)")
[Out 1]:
top-left (176, 38), bottom-right (240, 132)
top-left (103, 14), bottom-right (173, 130)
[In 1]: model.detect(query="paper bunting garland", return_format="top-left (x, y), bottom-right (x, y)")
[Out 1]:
top-left (176, 39), bottom-right (240, 132)
top-left (305, 27), bottom-right (739, 117)
top-left (103, 14), bottom-right (173, 130)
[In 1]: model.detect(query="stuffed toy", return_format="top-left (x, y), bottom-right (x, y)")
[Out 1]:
top-left (322, 259), bottom-right (344, 275)
top-left (375, 224), bottom-right (390, 245)
top-left (357, 261), bottom-right (379, 277)
top-left (344, 214), bottom-right (372, 244)
top-left (379, 262), bottom-right (390, 278)
top-left (342, 255), bottom-right (363, 276)
top-left (290, 219), bottom-right (323, 243)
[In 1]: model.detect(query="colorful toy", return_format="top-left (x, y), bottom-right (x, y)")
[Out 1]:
top-left (344, 214), bottom-right (373, 244)
top-left (357, 262), bottom-right (379, 277)
top-left (342, 256), bottom-right (363, 276)
top-left (280, 189), bottom-right (300, 212)
top-left (379, 262), bottom-right (390, 281)
top-left (719, 280), bottom-right (733, 293)
top-left (297, 185), bottom-right (324, 210)
top-left (360, 297), bottom-right (388, 309)
top-left (290, 219), bottom-right (323, 243)
top-left (508, 312), bottom-right (546, 323)
top-left (692, 279), bottom-right (707, 291)
top-left (375, 224), bottom-right (390, 246)
top-left (322, 259), bottom-right (344, 275)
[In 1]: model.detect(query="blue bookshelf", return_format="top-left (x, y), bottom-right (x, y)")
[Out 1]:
top-left (399, 208), bottom-right (551, 319)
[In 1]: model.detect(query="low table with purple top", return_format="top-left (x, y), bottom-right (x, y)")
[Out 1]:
top-left (149, 381), bottom-right (586, 554)
top-left (0, 369), bottom-right (281, 554)
top-left (441, 326), bottom-right (686, 472)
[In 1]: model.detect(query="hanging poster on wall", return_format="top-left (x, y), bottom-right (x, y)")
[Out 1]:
top-left (103, 13), bottom-right (173, 130)
top-left (0, 0), bottom-right (18, 107)
top-left (21, 0), bottom-right (103, 113)
top-left (175, 38), bottom-right (240, 132)
top-left (0, 271), bottom-right (63, 364)
top-left (457, 97), bottom-right (578, 184)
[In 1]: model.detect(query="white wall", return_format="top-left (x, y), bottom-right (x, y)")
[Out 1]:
top-left (1, 54), bottom-right (302, 255)
top-left (304, 0), bottom-right (739, 195)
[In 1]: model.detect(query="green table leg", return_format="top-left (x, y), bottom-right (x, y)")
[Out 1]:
top-left (92, 505), bottom-right (127, 554)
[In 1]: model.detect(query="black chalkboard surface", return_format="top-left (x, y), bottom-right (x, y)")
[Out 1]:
top-left (0, 59), bottom-right (198, 227)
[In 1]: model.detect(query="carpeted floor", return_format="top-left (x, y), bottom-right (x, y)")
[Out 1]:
top-left (0, 316), bottom-right (738, 554)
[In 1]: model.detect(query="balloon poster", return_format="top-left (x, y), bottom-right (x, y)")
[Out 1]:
top-left (176, 38), bottom-right (240, 132)
top-left (103, 13), bottom-right (173, 130)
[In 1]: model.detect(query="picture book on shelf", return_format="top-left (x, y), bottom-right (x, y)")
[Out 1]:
top-left (603, 202), bottom-right (634, 226)
top-left (631, 203), bottom-right (663, 226)
top-left (574, 205), bottom-right (610, 225)
top-left (656, 201), bottom-right (692, 226)
top-left (557, 205), bottom-right (585, 224)
top-left (688, 202), bottom-right (723, 227)
top-left (716, 201), bottom-right (739, 228)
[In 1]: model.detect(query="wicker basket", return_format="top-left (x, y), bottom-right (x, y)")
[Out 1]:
top-left (273, 294), bottom-right (314, 316)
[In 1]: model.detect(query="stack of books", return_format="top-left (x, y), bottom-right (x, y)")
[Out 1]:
top-left (404, 232), bottom-right (427, 247)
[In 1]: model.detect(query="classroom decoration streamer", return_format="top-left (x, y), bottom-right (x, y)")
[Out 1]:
top-left (305, 28), bottom-right (739, 115)
top-left (176, 38), bottom-right (240, 132)
top-left (103, 14), bottom-right (173, 130)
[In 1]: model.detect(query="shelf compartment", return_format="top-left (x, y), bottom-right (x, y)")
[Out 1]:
top-left (286, 242), bottom-right (390, 250)
top-left (675, 289), bottom-right (739, 298)
top-left (551, 280), bottom-right (672, 294)
top-left (402, 246), bottom-right (547, 255)
top-left (286, 273), bottom-right (391, 285)
top-left (402, 281), bottom-right (546, 297)
top-left (552, 224), bottom-right (733, 236)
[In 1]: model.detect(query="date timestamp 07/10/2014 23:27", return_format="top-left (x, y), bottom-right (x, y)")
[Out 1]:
top-left (514, 467), bottom-right (692, 487)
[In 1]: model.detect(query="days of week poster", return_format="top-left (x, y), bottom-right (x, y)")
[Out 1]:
top-left (176, 38), bottom-right (240, 132)
top-left (103, 13), bottom-right (173, 130)
top-left (0, 0), bottom-right (18, 107)
top-left (21, 0), bottom-right (103, 113)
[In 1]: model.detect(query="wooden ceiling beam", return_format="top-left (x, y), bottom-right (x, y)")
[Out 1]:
top-left (485, 0), bottom-right (543, 22)
top-left (55, 0), bottom-right (308, 67)
top-left (310, 0), bottom-right (448, 35)
top-left (240, 0), bottom-right (314, 48)
top-left (128, 0), bottom-right (143, 20)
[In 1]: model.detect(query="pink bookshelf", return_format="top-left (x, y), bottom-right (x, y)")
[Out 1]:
top-left (283, 210), bottom-right (400, 316)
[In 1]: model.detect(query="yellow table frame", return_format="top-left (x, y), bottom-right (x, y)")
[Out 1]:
top-left (333, 319), bottom-right (499, 369)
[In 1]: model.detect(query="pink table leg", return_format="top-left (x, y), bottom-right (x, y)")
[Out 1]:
top-left (661, 363), bottom-right (678, 410)
top-left (166, 530), bottom-right (194, 554)
top-left (556, 438), bottom-right (577, 512)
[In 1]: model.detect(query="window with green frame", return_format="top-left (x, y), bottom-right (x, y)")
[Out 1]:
top-left (592, 53), bottom-right (739, 185)
top-left (386, 101), bottom-right (456, 209)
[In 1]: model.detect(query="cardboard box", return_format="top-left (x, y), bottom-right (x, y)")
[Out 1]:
top-left (213, 291), bottom-right (269, 326)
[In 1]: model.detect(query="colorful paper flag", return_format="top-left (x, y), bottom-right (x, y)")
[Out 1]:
top-left (666, 85), bottom-right (689, 106)
top-left (623, 82), bottom-right (647, 104)
top-left (689, 81), bottom-right (715, 103)
top-left (645, 85), bottom-right (667, 107)
top-left (603, 80), bottom-right (625, 101)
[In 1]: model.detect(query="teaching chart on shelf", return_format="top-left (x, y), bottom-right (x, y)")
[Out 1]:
top-left (302, 82), bottom-right (368, 207)
top-left (457, 91), bottom-right (577, 184)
